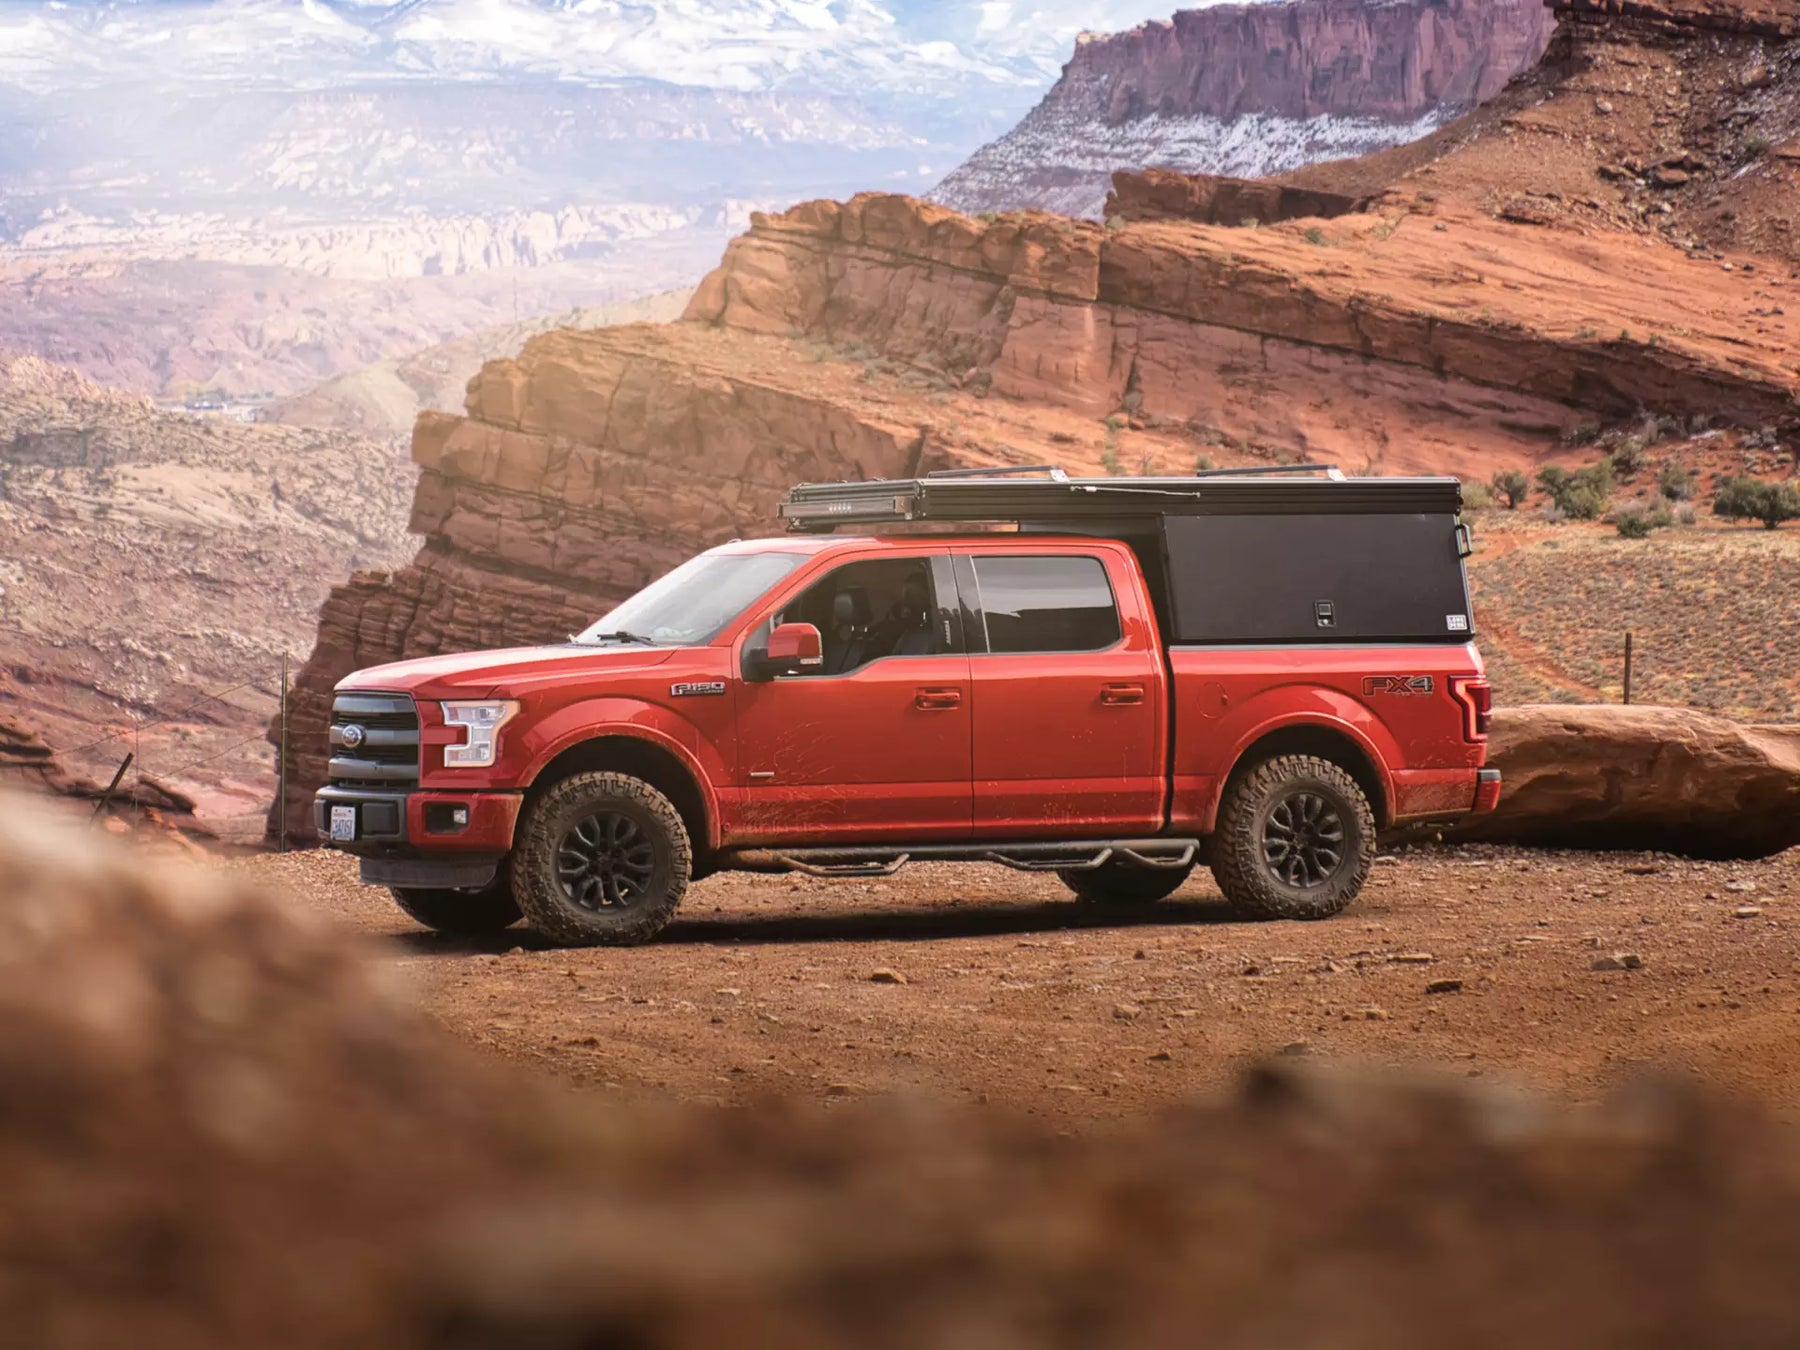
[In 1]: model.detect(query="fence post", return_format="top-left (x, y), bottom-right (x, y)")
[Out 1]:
top-left (1623, 631), bottom-right (1634, 706)
top-left (89, 753), bottom-right (133, 827)
top-left (279, 654), bottom-right (290, 854)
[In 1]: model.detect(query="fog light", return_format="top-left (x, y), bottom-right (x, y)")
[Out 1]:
top-left (425, 802), bottom-right (472, 835)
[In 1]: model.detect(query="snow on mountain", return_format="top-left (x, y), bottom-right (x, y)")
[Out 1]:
top-left (932, 0), bottom-right (1554, 219)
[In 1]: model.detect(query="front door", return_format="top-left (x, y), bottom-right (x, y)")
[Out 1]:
top-left (732, 553), bottom-right (972, 844)
top-left (960, 550), bottom-right (1165, 837)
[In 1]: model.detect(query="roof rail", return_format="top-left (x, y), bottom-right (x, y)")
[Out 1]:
top-left (925, 465), bottom-right (1070, 481)
top-left (778, 471), bottom-right (1462, 532)
top-left (1194, 463), bottom-right (1346, 481)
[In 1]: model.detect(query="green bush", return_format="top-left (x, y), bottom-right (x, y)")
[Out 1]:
top-left (1615, 511), bottom-right (1655, 539)
top-left (1461, 479), bottom-right (1492, 511)
top-left (1657, 461), bottom-right (1695, 501)
top-left (1713, 475), bottom-right (1800, 529)
top-left (1491, 468), bottom-right (1530, 509)
top-left (1537, 462), bottom-right (1612, 520)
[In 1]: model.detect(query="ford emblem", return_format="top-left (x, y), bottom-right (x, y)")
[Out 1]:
top-left (341, 724), bottom-right (366, 750)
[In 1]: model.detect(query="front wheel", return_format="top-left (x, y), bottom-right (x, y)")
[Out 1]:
top-left (1058, 859), bottom-right (1194, 905)
top-left (390, 879), bottom-right (521, 937)
top-left (1210, 755), bottom-right (1375, 921)
top-left (510, 771), bottom-right (691, 947)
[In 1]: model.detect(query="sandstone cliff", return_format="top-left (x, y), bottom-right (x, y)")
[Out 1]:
top-left (931, 0), bottom-right (1555, 218)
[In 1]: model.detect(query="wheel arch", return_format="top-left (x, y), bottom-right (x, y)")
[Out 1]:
top-left (1218, 721), bottom-right (1390, 829)
top-left (528, 732), bottom-right (718, 863)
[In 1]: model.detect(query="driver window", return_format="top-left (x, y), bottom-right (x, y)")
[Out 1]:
top-left (774, 557), bottom-right (951, 676)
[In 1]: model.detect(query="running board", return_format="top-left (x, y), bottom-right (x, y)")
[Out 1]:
top-left (721, 839), bottom-right (1201, 880)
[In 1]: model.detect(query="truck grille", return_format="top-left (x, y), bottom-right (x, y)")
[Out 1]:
top-left (329, 692), bottom-right (420, 789)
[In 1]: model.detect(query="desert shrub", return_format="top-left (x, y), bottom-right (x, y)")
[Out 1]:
top-left (1743, 427), bottom-right (1781, 450)
top-left (1713, 475), bottom-right (1800, 529)
top-left (1304, 226), bottom-right (1328, 245)
top-left (1104, 415), bottom-right (1126, 432)
top-left (1745, 135), bottom-right (1771, 160)
top-left (1614, 500), bottom-right (1672, 538)
top-left (1101, 441), bottom-right (1123, 476)
top-left (1462, 480), bottom-right (1493, 511)
top-left (1538, 462), bottom-right (1612, 520)
top-left (1194, 454), bottom-right (1214, 473)
top-left (1491, 469), bottom-right (1530, 509)
top-left (1104, 215), bottom-right (1125, 232)
top-left (1658, 462), bottom-right (1696, 501)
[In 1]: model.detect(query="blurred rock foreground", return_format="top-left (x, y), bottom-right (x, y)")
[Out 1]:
top-left (3, 792), bottom-right (1800, 1347)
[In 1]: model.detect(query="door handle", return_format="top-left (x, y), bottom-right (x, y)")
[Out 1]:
top-left (915, 687), bottom-right (963, 710)
top-left (1100, 683), bottom-right (1146, 706)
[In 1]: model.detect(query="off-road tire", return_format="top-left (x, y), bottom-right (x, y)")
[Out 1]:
top-left (1211, 754), bottom-right (1375, 922)
top-left (1058, 859), bottom-right (1194, 905)
top-left (389, 880), bottom-right (521, 937)
top-left (511, 771), bottom-right (691, 947)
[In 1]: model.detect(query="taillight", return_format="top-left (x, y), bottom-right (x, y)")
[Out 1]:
top-left (1451, 676), bottom-right (1493, 741)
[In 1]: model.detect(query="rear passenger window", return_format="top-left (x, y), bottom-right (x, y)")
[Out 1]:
top-left (973, 556), bottom-right (1121, 653)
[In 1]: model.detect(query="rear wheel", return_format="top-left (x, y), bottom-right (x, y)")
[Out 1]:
top-left (1058, 859), bottom-right (1194, 906)
top-left (1211, 754), bottom-right (1375, 922)
top-left (511, 771), bottom-right (691, 947)
top-left (389, 879), bottom-right (521, 937)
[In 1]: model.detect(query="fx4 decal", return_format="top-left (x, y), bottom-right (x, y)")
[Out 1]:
top-left (1362, 675), bottom-right (1435, 697)
top-left (670, 681), bottom-right (727, 698)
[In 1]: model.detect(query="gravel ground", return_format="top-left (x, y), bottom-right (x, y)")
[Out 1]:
top-left (233, 843), bottom-right (1800, 1122)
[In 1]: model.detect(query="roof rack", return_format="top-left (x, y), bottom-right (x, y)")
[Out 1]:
top-left (778, 470), bottom-right (1462, 532)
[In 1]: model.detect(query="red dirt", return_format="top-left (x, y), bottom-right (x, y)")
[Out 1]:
top-left (240, 842), bottom-right (1800, 1120)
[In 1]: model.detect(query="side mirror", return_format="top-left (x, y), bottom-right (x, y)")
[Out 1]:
top-left (745, 622), bottom-right (823, 681)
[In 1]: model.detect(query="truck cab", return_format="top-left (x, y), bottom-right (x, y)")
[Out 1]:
top-left (315, 468), bottom-right (1499, 946)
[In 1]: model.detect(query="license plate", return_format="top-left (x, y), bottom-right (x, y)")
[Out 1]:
top-left (329, 805), bottom-right (356, 842)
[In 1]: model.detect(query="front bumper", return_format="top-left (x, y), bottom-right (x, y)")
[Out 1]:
top-left (313, 786), bottom-right (523, 857)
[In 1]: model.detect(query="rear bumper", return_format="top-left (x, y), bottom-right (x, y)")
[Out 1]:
top-left (1472, 767), bottom-right (1503, 814)
top-left (312, 785), bottom-right (523, 855)
top-left (1388, 766), bottom-right (1502, 825)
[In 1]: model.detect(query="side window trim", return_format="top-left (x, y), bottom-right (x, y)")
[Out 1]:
top-left (950, 554), bottom-right (988, 655)
top-left (961, 552), bottom-right (1124, 656)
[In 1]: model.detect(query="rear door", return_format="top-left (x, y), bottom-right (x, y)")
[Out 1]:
top-left (731, 551), bottom-right (972, 844)
top-left (958, 547), bottom-right (1165, 838)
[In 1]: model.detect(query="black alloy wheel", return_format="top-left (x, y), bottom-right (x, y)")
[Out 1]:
top-left (1261, 790), bottom-right (1346, 888)
top-left (558, 810), bottom-right (657, 910)
top-left (511, 770), bottom-right (692, 946)
top-left (1210, 754), bottom-right (1375, 922)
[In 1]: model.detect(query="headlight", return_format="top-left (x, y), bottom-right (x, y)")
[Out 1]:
top-left (440, 701), bottom-right (519, 768)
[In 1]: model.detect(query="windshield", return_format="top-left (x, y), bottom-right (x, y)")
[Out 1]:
top-left (573, 551), bottom-right (806, 647)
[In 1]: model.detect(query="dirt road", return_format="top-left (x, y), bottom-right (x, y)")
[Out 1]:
top-left (240, 845), bottom-right (1800, 1121)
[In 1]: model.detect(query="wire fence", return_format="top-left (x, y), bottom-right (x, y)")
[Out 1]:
top-left (38, 659), bottom-right (298, 848)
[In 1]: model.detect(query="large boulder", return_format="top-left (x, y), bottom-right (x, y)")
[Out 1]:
top-left (1448, 705), bottom-right (1800, 858)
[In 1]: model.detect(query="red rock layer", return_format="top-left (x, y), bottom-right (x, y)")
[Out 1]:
top-left (1104, 169), bottom-right (1365, 226)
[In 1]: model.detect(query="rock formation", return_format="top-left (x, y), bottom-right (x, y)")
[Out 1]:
top-left (0, 717), bottom-right (212, 842)
top-left (931, 0), bottom-right (1555, 217)
top-left (16, 792), bottom-right (1800, 1348)
top-left (274, 0), bottom-right (1800, 843)
top-left (1447, 705), bottom-right (1800, 859)
top-left (1104, 168), bottom-right (1364, 227)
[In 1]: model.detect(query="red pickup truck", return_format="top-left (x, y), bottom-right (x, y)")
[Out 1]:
top-left (315, 469), bottom-right (1498, 945)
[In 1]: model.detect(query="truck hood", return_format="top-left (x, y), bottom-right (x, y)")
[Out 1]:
top-left (338, 644), bottom-right (678, 700)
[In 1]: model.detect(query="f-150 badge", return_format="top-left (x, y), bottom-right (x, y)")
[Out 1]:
top-left (1362, 675), bottom-right (1434, 696)
top-left (671, 681), bottom-right (727, 697)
